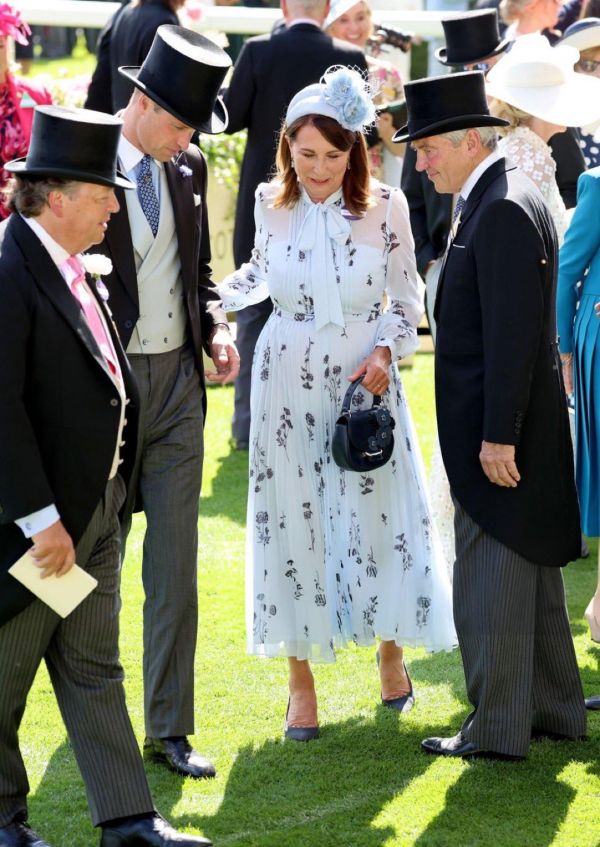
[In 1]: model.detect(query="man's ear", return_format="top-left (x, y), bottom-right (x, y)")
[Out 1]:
top-left (47, 190), bottom-right (65, 219)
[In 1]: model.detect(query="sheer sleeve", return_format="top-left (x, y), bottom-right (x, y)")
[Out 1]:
top-left (376, 187), bottom-right (424, 360)
top-left (216, 184), bottom-right (270, 311)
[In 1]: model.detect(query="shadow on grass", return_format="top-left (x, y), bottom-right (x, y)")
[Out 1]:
top-left (157, 713), bottom-right (457, 847)
top-left (413, 737), bottom-right (600, 847)
top-left (200, 447), bottom-right (249, 525)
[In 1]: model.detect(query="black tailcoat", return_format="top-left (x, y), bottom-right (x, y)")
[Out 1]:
top-left (222, 23), bottom-right (368, 265)
top-left (434, 157), bottom-right (580, 567)
top-left (0, 215), bottom-right (140, 623)
top-left (96, 144), bottom-right (227, 415)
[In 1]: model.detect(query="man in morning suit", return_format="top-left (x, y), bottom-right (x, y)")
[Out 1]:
top-left (0, 106), bottom-right (211, 847)
top-left (222, 0), bottom-right (368, 449)
top-left (395, 71), bottom-right (587, 759)
top-left (97, 25), bottom-right (239, 780)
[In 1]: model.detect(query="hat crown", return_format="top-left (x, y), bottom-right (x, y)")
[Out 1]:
top-left (440, 9), bottom-right (505, 64)
top-left (286, 66), bottom-right (377, 133)
top-left (487, 34), bottom-right (579, 89)
top-left (121, 25), bottom-right (231, 133)
top-left (5, 104), bottom-right (132, 190)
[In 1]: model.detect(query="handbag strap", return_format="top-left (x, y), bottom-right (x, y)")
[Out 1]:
top-left (340, 375), bottom-right (383, 415)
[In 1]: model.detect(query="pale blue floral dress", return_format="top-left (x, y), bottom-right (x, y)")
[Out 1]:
top-left (218, 180), bottom-right (456, 661)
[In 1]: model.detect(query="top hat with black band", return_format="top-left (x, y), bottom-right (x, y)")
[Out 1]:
top-left (392, 71), bottom-right (509, 143)
top-left (5, 105), bottom-right (134, 189)
top-left (119, 25), bottom-right (231, 134)
top-left (435, 10), bottom-right (512, 66)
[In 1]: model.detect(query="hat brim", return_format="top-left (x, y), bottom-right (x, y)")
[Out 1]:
top-left (119, 66), bottom-right (228, 134)
top-left (4, 159), bottom-right (135, 190)
top-left (435, 37), bottom-right (512, 66)
top-left (393, 113), bottom-right (509, 143)
top-left (559, 27), bottom-right (600, 51)
top-left (486, 72), bottom-right (600, 128)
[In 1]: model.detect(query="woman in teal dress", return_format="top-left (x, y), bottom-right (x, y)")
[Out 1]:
top-left (557, 166), bottom-right (600, 643)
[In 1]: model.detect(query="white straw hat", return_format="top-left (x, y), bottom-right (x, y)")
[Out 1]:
top-left (486, 33), bottom-right (600, 127)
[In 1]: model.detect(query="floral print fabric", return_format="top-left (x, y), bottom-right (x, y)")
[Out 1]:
top-left (218, 181), bottom-right (456, 661)
top-left (499, 126), bottom-right (568, 245)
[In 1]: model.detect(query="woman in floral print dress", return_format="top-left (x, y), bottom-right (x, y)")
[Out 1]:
top-left (217, 68), bottom-right (455, 739)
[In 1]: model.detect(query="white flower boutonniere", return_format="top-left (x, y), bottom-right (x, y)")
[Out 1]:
top-left (172, 152), bottom-right (192, 178)
top-left (81, 253), bottom-right (113, 304)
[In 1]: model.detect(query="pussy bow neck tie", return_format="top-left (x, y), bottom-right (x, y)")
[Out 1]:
top-left (297, 197), bottom-right (351, 331)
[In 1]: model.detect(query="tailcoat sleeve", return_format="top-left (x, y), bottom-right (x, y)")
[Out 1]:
top-left (222, 40), bottom-right (256, 134)
top-left (473, 199), bottom-right (547, 445)
top-left (0, 269), bottom-right (54, 522)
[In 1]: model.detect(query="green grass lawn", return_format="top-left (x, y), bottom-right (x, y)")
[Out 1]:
top-left (20, 354), bottom-right (600, 847)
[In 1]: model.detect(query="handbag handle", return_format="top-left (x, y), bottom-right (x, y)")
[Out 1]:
top-left (340, 375), bottom-right (383, 415)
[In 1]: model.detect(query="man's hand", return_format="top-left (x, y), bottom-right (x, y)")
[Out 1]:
top-left (348, 346), bottom-right (392, 395)
top-left (479, 441), bottom-right (520, 488)
top-left (30, 519), bottom-right (75, 578)
top-left (561, 353), bottom-right (574, 396)
top-left (207, 326), bottom-right (240, 385)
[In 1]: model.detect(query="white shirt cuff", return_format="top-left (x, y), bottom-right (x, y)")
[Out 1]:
top-left (15, 505), bottom-right (60, 538)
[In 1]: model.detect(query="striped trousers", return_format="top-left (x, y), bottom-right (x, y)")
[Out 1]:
top-left (0, 476), bottom-right (154, 827)
top-left (453, 499), bottom-right (587, 757)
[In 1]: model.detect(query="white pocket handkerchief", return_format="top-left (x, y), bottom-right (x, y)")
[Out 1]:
top-left (193, 193), bottom-right (201, 207)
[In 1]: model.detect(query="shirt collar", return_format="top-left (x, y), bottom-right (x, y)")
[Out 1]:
top-left (459, 148), bottom-right (503, 204)
top-left (22, 214), bottom-right (72, 271)
top-left (118, 133), bottom-right (163, 178)
top-left (287, 17), bottom-right (323, 28)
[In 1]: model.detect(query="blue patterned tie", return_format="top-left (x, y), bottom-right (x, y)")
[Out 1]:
top-left (453, 194), bottom-right (466, 225)
top-left (137, 154), bottom-right (160, 236)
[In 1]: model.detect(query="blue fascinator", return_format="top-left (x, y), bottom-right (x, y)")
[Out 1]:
top-left (286, 65), bottom-right (377, 133)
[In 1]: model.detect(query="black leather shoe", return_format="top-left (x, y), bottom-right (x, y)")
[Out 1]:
top-left (283, 699), bottom-right (319, 742)
top-left (376, 653), bottom-right (415, 713)
top-left (100, 815), bottom-right (211, 846)
top-left (421, 732), bottom-right (525, 760)
top-left (585, 695), bottom-right (600, 710)
top-left (0, 821), bottom-right (50, 847)
top-left (143, 737), bottom-right (216, 779)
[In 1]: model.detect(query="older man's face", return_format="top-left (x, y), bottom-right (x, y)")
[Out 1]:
top-left (59, 182), bottom-right (119, 254)
top-left (412, 133), bottom-right (474, 194)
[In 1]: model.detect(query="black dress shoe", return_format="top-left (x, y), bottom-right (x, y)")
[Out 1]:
top-left (376, 653), bottom-right (415, 713)
top-left (100, 815), bottom-right (211, 846)
top-left (421, 732), bottom-right (524, 760)
top-left (283, 699), bottom-right (319, 742)
top-left (585, 695), bottom-right (600, 710)
top-left (143, 737), bottom-right (216, 779)
top-left (0, 821), bottom-right (50, 847)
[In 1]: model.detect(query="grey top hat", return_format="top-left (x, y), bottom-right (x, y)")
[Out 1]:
top-left (5, 105), bottom-right (134, 190)
top-left (119, 25), bottom-right (232, 134)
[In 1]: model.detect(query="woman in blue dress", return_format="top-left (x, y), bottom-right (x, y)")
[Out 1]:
top-left (557, 166), bottom-right (600, 644)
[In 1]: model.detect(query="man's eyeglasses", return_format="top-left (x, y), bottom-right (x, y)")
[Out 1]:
top-left (577, 58), bottom-right (600, 74)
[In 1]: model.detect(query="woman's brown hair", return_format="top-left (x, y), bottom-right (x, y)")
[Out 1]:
top-left (273, 114), bottom-right (372, 216)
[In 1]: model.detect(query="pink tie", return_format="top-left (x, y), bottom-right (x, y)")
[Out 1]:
top-left (63, 255), bottom-right (122, 383)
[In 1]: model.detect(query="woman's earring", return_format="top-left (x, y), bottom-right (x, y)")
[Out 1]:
top-left (291, 159), bottom-right (296, 170)
top-left (347, 160), bottom-right (351, 171)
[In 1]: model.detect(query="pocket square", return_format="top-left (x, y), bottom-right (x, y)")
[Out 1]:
top-left (194, 193), bottom-right (201, 207)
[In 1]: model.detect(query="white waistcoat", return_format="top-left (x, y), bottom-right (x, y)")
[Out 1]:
top-left (125, 165), bottom-right (187, 355)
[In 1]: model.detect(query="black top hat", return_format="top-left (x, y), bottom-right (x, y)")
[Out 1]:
top-left (119, 25), bottom-right (232, 134)
top-left (435, 10), bottom-right (512, 66)
top-left (5, 105), bottom-right (134, 189)
top-left (393, 71), bottom-right (509, 143)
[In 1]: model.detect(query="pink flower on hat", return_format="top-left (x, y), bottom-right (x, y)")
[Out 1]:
top-left (0, 3), bottom-right (31, 46)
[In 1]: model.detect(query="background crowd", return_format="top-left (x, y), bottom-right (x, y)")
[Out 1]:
top-left (1, 0), bottom-right (600, 844)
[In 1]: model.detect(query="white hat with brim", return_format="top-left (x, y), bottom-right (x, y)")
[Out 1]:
top-left (486, 33), bottom-right (600, 127)
top-left (325, 0), bottom-right (363, 29)
top-left (559, 17), bottom-right (600, 52)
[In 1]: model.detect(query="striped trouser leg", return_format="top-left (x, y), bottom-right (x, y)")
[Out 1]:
top-left (46, 476), bottom-right (155, 825)
top-left (453, 499), bottom-right (586, 757)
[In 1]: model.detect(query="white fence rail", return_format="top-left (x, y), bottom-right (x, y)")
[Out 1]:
top-left (16, 0), bottom-right (456, 37)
